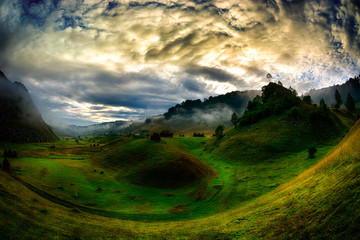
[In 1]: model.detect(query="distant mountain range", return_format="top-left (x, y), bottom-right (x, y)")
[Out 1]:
top-left (308, 75), bottom-right (360, 106)
top-left (55, 76), bottom-right (360, 137)
top-left (54, 90), bottom-right (261, 136)
top-left (10, 72), bottom-right (354, 138)
top-left (0, 71), bottom-right (57, 143)
top-left (54, 120), bottom-right (135, 136)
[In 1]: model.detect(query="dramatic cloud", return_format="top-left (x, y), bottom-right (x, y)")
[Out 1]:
top-left (0, 0), bottom-right (359, 125)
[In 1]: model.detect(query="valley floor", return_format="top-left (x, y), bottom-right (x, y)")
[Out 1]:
top-left (1, 119), bottom-right (360, 239)
top-left (3, 136), bottom-right (330, 221)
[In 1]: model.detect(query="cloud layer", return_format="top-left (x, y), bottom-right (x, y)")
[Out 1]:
top-left (0, 0), bottom-right (359, 125)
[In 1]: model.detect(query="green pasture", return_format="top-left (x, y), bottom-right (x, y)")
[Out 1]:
top-left (5, 134), bottom-right (334, 221)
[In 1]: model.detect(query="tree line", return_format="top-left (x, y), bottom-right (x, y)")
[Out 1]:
top-left (212, 81), bottom-right (358, 139)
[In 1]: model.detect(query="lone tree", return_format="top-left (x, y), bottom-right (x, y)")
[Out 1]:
top-left (335, 89), bottom-right (342, 109)
top-left (345, 93), bottom-right (355, 113)
top-left (215, 125), bottom-right (225, 138)
top-left (2, 157), bottom-right (11, 172)
top-left (308, 147), bottom-right (317, 159)
top-left (231, 112), bottom-right (238, 128)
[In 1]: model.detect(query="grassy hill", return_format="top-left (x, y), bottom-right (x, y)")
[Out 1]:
top-left (91, 138), bottom-right (216, 189)
top-left (0, 117), bottom-right (359, 239)
top-left (0, 80), bottom-right (358, 239)
top-left (206, 103), bottom-right (355, 164)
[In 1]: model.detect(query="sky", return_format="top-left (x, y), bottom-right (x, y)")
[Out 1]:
top-left (0, 0), bottom-right (359, 125)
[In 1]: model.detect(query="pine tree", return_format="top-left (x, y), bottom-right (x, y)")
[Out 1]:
top-left (319, 98), bottom-right (328, 112)
top-left (345, 93), bottom-right (355, 113)
top-left (335, 89), bottom-right (342, 109)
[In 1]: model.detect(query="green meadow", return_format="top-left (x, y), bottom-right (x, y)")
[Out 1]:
top-left (2, 110), bottom-right (351, 220)
top-left (6, 137), bottom-right (329, 219)
top-left (0, 104), bottom-right (359, 239)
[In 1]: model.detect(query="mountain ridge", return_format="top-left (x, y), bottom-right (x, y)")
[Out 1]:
top-left (307, 75), bottom-right (360, 105)
top-left (51, 75), bottom-right (360, 137)
top-left (0, 70), bottom-right (57, 143)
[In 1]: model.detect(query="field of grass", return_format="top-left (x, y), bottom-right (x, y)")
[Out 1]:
top-left (206, 107), bottom-right (354, 164)
top-left (0, 108), bottom-right (358, 239)
top-left (3, 135), bottom-right (332, 221)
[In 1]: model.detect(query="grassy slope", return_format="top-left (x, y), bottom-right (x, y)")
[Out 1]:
top-left (7, 138), bottom-right (222, 217)
top-left (206, 105), bottom-right (354, 164)
top-left (0, 113), bottom-right (359, 239)
top-left (214, 118), bottom-right (360, 240)
top-left (0, 119), bottom-right (358, 239)
top-left (91, 137), bottom-right (216, 189)
top-left (5, 133), bottom-right (335, 220)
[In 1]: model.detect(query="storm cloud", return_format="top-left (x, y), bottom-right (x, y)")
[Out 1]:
top-left (0, 0), bottom-right (359, 125)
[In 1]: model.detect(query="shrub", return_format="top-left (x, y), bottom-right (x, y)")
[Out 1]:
top-left (2, 157), bottom-right (11, 172)
top-left (160, 130), bottom-right (173, 137)
top-left (150, 132), bottom-right (161, 142)
top-left (215, 125), bottom-right (224, 138)
top-left (3, 149), bottom-right (17, 158)
top-left (193, 133), bottom-right (205, 137)
top-left (308, 147), bottom-right (317, 159)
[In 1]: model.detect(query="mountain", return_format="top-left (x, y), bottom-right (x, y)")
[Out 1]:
top-left (308, 75), bottom-right (360, 105)
top-left (164, 90), bottom-right (260, 120)
top-left (54, 120), bottom-right (135, 136)
top-left (142, 76), bottom-right (360, 136)
top-left (63, 90), bottom-right (261, 137)
top-left (133, 90), bottom-right (261, 136)
top-left (56, 75), bottom-right (360, 137)
top-left (0, 71), bottom-right (57, 143)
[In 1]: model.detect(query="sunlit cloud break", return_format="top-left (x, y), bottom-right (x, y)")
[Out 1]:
top-left (0, 0), bottom-right (359, 125)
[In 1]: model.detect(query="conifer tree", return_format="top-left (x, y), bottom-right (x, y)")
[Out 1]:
top-left (345, 93), bottom-right (355, 112)
top-left (335, 89), bottom-right (342, 109)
